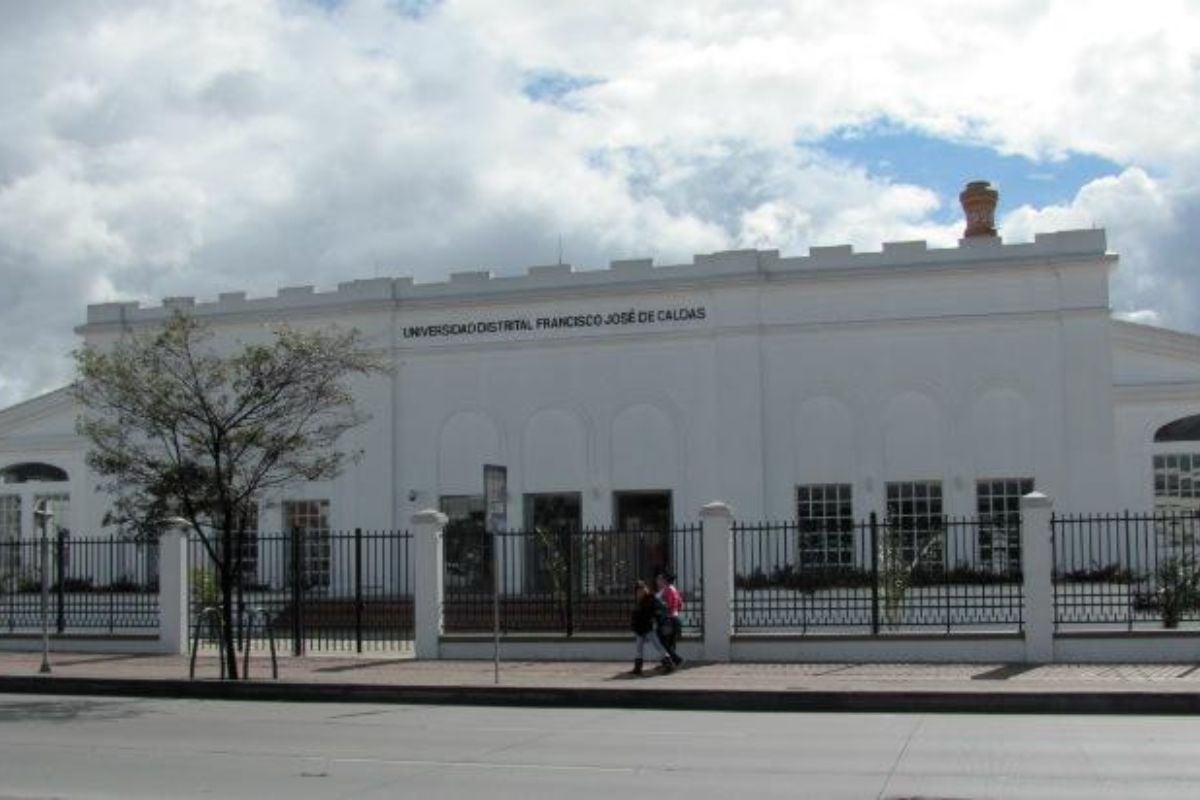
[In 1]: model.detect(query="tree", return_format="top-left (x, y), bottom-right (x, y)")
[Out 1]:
top-left (73, 312), bottom-right (386, 678)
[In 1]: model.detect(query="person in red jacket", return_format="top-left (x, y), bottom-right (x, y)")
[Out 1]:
top-left (655, 570), bottom-right (684, 668)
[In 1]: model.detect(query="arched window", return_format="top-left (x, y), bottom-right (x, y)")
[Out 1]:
top-left (1155, 414), bottom-right (1200, 442)
top-left (1153, 414), bottom-right (1200, 513)
top-left (0, 462), bottom-right (69, 484)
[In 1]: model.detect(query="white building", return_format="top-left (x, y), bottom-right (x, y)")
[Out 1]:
top-left (3, 182), bottom-right (1200, 554)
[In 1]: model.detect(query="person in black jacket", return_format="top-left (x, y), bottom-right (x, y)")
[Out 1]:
top-left (630, 580), bottom-right (670, 675)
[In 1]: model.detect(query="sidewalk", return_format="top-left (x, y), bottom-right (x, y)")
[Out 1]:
top-left (2, 652), bottom-right (1199, 714)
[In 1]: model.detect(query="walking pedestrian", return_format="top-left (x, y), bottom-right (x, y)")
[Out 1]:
top-left (656, 570), bottom-right (684, 668)
top-left (629, 580), bottom-right (669, 675)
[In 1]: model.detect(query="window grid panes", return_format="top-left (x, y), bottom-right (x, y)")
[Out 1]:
top-left (976, 478), bottom-right (1033, 572)
top-left (885, 481), bottom-right (944, 562)
top-left (1154, 453), bottom-right (1200, 513)
top-left (796, 484), bottom-right (854, 566)
top-left (283, 500), bottom-right (331, 589)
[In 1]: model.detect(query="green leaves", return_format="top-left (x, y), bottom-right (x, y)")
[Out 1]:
top-left (73, 311), bottom-right (385, 540)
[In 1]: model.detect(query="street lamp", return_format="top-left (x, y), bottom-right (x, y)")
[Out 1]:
top-left (32, 500), bottom-right (54, 675)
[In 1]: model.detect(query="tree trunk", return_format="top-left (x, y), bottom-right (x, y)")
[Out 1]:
top-left (219, 530), bottom-right (240, 680)
top-left (221, 573), bottom-right (239, 679)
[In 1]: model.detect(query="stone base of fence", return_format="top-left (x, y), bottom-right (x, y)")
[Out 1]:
top-left (0, 634), bottom-right (163, 654)
top-left (439, 634), bottom-right (704, 663)
top-left (1054, 631), bottom-right (1200, 662)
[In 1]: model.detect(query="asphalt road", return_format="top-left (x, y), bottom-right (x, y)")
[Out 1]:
top-left (1, 693), bottom-right (1198, 799)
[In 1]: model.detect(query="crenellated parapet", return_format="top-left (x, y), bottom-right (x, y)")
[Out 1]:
top-left (81, 229), bottom-right (1109, 328)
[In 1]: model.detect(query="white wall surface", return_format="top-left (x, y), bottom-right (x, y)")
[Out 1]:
top-left (10, 230), bottom-right (1192, 532)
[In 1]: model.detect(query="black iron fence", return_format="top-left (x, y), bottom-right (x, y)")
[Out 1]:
top-left (444, 524), bottom-right (703, 635)
top-left (1052, 510), bottom-right (1200, 630)
top-left (732, 513), bottom-right (1023, 634)
top-left (0, 535), bottom-right (160, 633)
top-left (188, 528), bottom-right (414, 654)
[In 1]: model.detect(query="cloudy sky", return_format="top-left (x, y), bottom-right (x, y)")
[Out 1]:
top-left (1, 0), bottom-right (1198, 408)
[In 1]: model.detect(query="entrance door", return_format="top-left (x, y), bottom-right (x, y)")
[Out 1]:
top-left (614, 490), bottom-right (672, 579)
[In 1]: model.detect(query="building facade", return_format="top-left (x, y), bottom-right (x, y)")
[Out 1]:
top-left (3, 196), bottom-right (1200, 553)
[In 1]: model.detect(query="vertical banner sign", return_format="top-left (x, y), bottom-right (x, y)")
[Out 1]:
top-left (483, 464), bottom-right (507, 684)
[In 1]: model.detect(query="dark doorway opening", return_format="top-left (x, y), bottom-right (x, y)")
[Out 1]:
top-left (614, 490), bottom-right (672, 579)
top-left (523, 492), bottom-right (582, 593)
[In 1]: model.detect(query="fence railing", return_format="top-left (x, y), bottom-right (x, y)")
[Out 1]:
top-left (1052, 510), bottom-right (1200, 630)
top-left (443, 524), bottom-right (703, 635)
top-left (732, 514), bottom-right (1024, 634)
top-left (187, 528), bottom-right (414, 654)
top-left (0, 535), bottom-right (160, 633)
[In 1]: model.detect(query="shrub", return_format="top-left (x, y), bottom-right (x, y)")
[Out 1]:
top-left (106, 576), bottom-right (142, 593)
top-left (191, 568), bottom-right (220, 608)
top-left (1058, 563), bottom-right (1138, 584)
top-left (59, 577), bottom-right (95, 593)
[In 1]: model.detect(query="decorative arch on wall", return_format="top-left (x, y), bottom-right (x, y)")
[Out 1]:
top-left (437, 411), bottom-right (503, 495)
top-left (969, 388), bottom-right (1034, 477)
top-left (1154, 414), bottom-right (1200, 442)
top-left (794, 396), bottom-right (856, 483)
top-left (610, 403), bottom-right (678, 490)
top-left (523, 408), bottom-right (588, 492)
top-left (0, 462), bottom-right (68, 484)
top-left (882, 391), bottom-right (944, 478)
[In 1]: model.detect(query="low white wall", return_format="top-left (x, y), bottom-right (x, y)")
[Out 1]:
top-left (0, 634), bottom-right (164, 654)
top-left (439, 635), bottom-right (703, 662)
top-left (1054, 632), bottom-right (1200, 663)
top-left (732, 634), bottom-right (1025, 663)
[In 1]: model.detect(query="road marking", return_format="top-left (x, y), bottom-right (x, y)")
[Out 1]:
top-left (330, 756), bottom-right (636, 774)
top-left (465, 725), bottom-right (749, 739)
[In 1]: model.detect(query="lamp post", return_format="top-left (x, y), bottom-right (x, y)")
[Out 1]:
top-left (32, 500), bottom-right (54, 675)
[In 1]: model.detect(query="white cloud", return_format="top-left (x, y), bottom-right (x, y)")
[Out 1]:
top-left (1002, 167), bottom-right (1200, 331)
top-left (0, 0), bottom-right (1198, 407)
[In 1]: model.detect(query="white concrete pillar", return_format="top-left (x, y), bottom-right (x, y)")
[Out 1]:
top-left (1020, 492), bottom-right (1055, 663)
top-left (158, 531), bottom-right (189, 655)
top-left (412, 508), bottom-right (447, 660)
top-left (700, 501), bottom-right (733, 662)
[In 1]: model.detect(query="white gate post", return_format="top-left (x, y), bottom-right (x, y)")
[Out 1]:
top-left (412, 508), bottom-right (447, 659)
top-left (1020, 492), bottom-right (1055, 663)
top-left (700, 501), bottom-right (734, 662)
top-left (158, 530), bottom-right (189, 655)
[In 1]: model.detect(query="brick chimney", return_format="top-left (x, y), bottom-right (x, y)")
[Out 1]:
top-left (960, 180), bottom-right (999, 238)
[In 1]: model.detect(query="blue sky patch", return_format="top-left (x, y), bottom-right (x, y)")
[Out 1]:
top-left (521, 69), bottom-right (605, 110)
top-left (818, 126), bottom-right (1123, 220)
top-left (305, 0), bottom-right (442, 19)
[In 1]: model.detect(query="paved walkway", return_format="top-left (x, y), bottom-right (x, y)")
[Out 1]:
top-left (2, 652), bottom-right (1200, 713)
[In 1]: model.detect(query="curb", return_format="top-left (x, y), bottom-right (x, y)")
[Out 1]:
top-left (2, 676), bottom-right (1199, 715)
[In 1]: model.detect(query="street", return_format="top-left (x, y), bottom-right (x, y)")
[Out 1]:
top-left (1, 693), bottom-right (1198, 798)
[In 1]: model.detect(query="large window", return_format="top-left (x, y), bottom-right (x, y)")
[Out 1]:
top-left (283, 500), bottom-right (331, 590)
top-left (1152, 413), bottom-right (1200, 516)
top-left (976, 478), bottom-right (1033, 572)
top-left (796, 484), bottom-right (854, 566)
top-left (1154, 454), bottom-right (1200, 514)
top-left (885, 481), bottom-right (944, 562)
